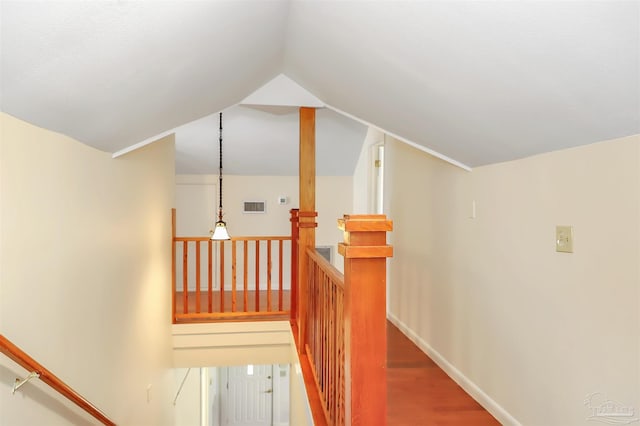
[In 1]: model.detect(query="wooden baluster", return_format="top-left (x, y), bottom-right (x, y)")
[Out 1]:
top-left (232, 240), bottom-right (237, 312)
top-left (338, 283), bottom-right (343, 425)
top-left (318, 266), bottom-right (322, 392)
top-left (244, 240), bottom-right (249, 312)
top-left (338, 214), bottom-right (393, 426)
top-left (279, 239), bottom-right (284, 311)
top-left (290, 209), bottom-right (299, 321)
top-left (311, 262), bottom-right (315, 379)
top-left (195, 242), bottom-right (201, 314)
top-left (329, 275), bottom-right (335, 422)
top-left (314, 259), bottom-right (321, 384)
top-left (208, 240), bottom-right (213, 313)
top-left (255, 240), bottom-right (260, 312)
top-left (323, 272), bottom-right (328, 397)
top-left (220, 240), bottom-right (225, 313)
top-left (183, 241), bottom-right (188, 314)
top-left (267, 239), bottom-right (272, 311)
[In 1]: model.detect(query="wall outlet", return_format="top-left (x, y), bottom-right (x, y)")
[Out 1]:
top-left (556, 226), bottom-right (574, 253)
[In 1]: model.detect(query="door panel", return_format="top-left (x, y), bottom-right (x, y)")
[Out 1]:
top-left (223, 365), bottom-right (273, 426)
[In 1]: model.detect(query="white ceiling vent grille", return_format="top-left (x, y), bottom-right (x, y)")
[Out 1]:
top-left (243, 200), bottom-right (266, 214)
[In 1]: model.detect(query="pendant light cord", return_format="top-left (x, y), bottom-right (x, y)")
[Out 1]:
top-left (218, 112), bottom-right (224, 221)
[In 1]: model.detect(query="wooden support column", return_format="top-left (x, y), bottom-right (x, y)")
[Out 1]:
top-left (338, 214), bottom-right (393, 426)
top-left (298, 107), bottom-right (317, 352)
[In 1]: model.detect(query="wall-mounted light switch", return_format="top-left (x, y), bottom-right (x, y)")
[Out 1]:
top-left (556, 226), bottom-right (573, 253)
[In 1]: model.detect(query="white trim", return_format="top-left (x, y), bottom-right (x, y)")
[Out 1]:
top-left (114, 101), bottom-right (472, 173)
top-left (112, 130), bottom-right (176, 158)
top-left (387, 312), bottom-right (521, 426)
top-left (324, 103), bottom-right (472, 172)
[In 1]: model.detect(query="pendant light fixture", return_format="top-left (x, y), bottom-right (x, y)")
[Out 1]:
top-left (211, 112), bottom-right (231, 240)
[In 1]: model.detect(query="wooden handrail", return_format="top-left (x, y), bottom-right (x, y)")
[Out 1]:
top-left (0, 334), bottom-right (116, 426)
top-left (174, 236), bottom-right (291, 242)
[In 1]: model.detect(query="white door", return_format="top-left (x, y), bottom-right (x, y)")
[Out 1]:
top-left (222, 365), bottom-right (273, 426)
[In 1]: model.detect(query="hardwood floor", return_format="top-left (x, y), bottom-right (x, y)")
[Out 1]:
top-left (176, 292), bottom-right (499, 425)
top-left (387, 322), bottom-right (500, 425)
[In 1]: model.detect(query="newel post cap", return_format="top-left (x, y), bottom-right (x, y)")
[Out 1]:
top-left (337, 214), bottom-right (393, 259)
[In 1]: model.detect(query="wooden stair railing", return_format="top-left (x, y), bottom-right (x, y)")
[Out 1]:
top-left (172, 209), bottom-right (294, 323)
top-left (306, 247), bottom-right (346, 425)
top-left (0, 334), bottom-right (116, 426)
top-left (300, 214), bottom-right (393, 426)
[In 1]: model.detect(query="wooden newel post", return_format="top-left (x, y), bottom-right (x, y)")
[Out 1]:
top-left (290, 209), bottom-right (299, 322)
top-left (338, 214), bottom-right (393, 426)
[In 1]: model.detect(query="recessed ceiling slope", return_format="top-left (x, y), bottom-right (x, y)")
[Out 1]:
top-left (284, 1), bottom-right (640, 167)
top-left (0, 0), bottom-right (289, 153)
top-left (1, 1), bottom-right (638, 169)
top-left (175, 105), bottom-right (366, 176)
top-left (241, 74), bottom-right (324, 108)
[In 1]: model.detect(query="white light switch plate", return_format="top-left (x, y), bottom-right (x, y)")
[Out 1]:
top-left (556, 226), bottom-right (573, 253)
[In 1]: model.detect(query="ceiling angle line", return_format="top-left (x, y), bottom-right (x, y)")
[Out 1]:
top-left (111, 129), bottom-right (176, 158)
top-left (324, 103), bottom-right (472, 172)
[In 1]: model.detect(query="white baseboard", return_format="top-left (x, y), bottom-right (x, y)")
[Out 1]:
top-left (387, 313), bottom-right (521, 426)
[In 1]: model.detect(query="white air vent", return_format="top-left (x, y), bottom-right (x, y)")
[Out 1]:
top-left (243, 200), bottom-right (266, 214)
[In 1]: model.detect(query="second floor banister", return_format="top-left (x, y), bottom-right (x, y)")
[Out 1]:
top-left (172, 209), bottom-right (293, 323)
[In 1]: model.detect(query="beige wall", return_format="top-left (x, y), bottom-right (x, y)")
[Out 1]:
top-left (0, 113), bottom-right (175, 425)
top-left (385, 134), bottom-right (640, 425)
top-left (173, 368), bottom-right (201, 426)
top-left (175, 174), bottom-right (352, 274)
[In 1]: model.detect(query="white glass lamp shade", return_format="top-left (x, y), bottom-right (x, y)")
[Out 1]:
top-left (211, 221), bottom-right (231, 240)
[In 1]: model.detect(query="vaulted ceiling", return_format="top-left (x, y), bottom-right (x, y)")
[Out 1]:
top-left (1, 1), bottom-right (638, 174)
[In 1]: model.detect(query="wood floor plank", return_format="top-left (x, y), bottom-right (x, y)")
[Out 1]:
top-left (387, 322), bottom-right (500, 425)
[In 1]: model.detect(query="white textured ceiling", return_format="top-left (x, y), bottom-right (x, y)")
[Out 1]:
top-left (1, 1), bottom-right (638, 172)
